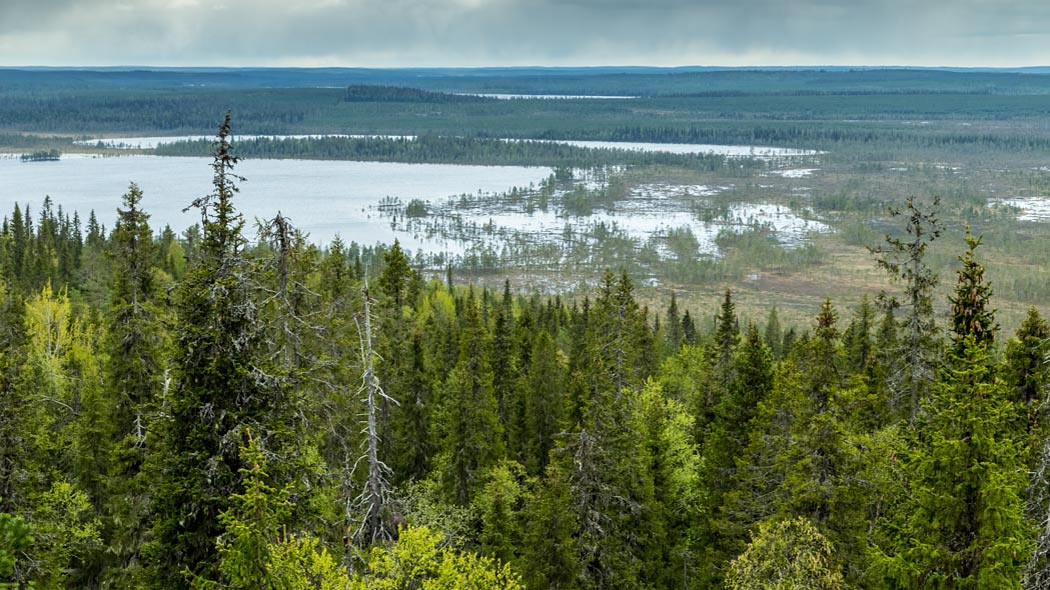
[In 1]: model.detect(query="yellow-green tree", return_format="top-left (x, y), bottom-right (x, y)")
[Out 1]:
top-left (725, 516), bottom-right (845, 590)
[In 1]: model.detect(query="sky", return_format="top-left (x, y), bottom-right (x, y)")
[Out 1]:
top-left (3, 0), bottom-right (1050, 68)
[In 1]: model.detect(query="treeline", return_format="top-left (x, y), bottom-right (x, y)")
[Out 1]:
top-left (2, 122), bottom-right (1050, 590)
top-left (153, 134), bottom-right (750, 170)
top-left (0, 89), bottom-right (324, 134)
top-left (343, 84), bottom-right (490, 103)
top-left (537, 122), bottom-right (1050, 152)
top-left (10, 74), bottom-right (1050, 149)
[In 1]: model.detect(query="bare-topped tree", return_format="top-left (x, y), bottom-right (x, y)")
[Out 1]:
top-left (1026, 437), bottom-right (1050, 590)
top-left (347, 275), bottom-right (399, 553)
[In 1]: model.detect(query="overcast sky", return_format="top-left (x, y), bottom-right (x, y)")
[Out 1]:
top-left (3, 0), bottom-right (1050, 67)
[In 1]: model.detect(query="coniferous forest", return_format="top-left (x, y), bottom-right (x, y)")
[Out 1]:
top-left (3, 109), bottom-right (1050, 590)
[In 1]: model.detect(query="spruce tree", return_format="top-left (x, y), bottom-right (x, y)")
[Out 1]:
top-left (146, 114), bottom-right (296, 588)
top-left (763, 305), bottom-right (782, 359)
top-left (701, 323), bottom-right (774, 577)
top-left (713, 289), bottom-right (739, 386)
top-left (665, 292), bottom-right (683, 353)
top-left (437, 289), bottom-right (503, 506)
top-left (844, 294), bottom-right (875, 375)
top-left (101, 183), bottom-right (165, 588)
top-left (565, 271), bottom-right (651, 590)
top-left (1004, 308), bottom-right (1050, 437)
top-left (949, 228), bottom-right (997, 354)
top-left (879, 249), bottom-right (1027, 589)
top-left (869, 196), bottom-right (943, 423)
top-left (523, 329), bottom-right (565, 476)
top-left (881, 336), bottom-right (1028, 589)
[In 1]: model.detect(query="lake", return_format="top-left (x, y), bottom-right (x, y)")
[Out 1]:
top-left (3, 140), bottom-right (830, 264)
top-left (0, 154), bottom-right (552, 252)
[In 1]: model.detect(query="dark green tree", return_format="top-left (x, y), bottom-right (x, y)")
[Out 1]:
top-left (146, 114), bottom-right (299, 588)
top-left (437, 289), bottom-right (503, 506)
top-left (879, 336), bottom-right (1028, 589)
top-left (869, 196), bottom-right (943, 423)
top-left (523, 329), bottom-right (565, 476)
top-left (764, 305), bottom-right (783, 359)
top-left (948, 228), bottom-right (997, 354)
top-left (1004, 308), bottom-right (1050, 438)
top-left (879, 260), bottom-right (1026, 589)
top-left (101, 183), bottom-right (166, 588)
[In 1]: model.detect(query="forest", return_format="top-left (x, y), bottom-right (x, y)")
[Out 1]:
top-left (2, 100), bottom-right (1050, 590)
top-left (4, 67), bottom-right (1050, 589)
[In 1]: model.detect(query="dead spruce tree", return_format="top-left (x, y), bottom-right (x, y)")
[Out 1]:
top-left (346, 276), bottom-right (399, 554)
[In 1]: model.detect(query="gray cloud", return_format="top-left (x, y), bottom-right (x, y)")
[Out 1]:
top-left (2, 0), bottom-right (1050, 66)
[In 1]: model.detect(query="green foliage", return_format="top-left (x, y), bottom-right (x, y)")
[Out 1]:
top-left (725, 516), bottom-right (846, 590)
top-left (1003, 308), bottom-right (1050, 442)
top-left (518, 461), bottom-right (579, 590)
top-left (523, 329), bottom-right (565, 475)
top-left (28, 481), bottom-right (102, 590)
top-left (193, 432), bottom-right (349, 590)
top-left (101, 183), bottom-right (166, 587)
top-left (436, 290), bottom-right (504, 506)
top-left (876, 335), bottom-right (1029, 590)
top-left (870, 196), bottom-right (944, 423)
top-left (147, 114), bottom-right (310, 588)
top-left (0, 502), bottom-right (32, 587)
top-left (350, 526), bottom-right (524, 590)
top-left (475, 461), bottom-right (527, 565)
top-left (1, 105), bottom-right (1049, 590)
top-left (949, 228), bottom-right (997, 353)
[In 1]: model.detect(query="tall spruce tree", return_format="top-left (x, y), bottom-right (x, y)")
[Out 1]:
top-left (146, 114), bottom-right (296, 588)
top-left (437, 289), bottom-right (503, 506)
top-left (880, 239), bottom-right (1027, 590)
top-left (101, 183), bottom-right (165, 588)
top-left (869, 196), bottom-right (943, 423)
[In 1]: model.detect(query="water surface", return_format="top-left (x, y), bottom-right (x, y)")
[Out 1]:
top-left (1, 154), bottom-right (551, 250)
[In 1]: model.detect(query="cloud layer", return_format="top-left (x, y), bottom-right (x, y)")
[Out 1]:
top-left (3, 0), bottom-right (1050, 67)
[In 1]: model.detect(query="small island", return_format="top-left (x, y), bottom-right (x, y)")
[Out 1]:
top-left (20, 149), bottom-right (61, 162)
